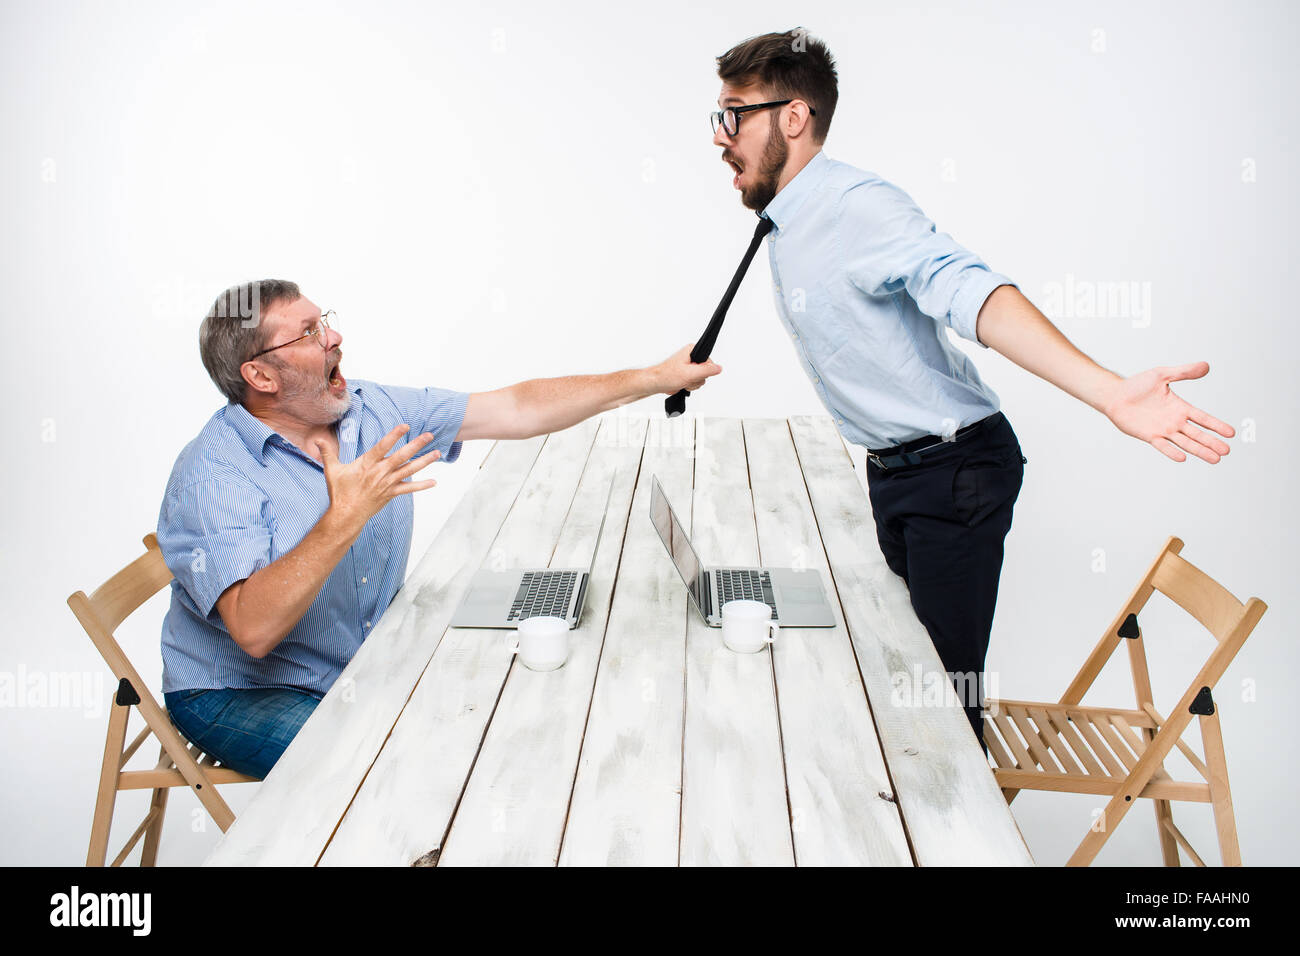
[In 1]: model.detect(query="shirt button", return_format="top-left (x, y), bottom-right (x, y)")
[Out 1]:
top-left (364, 620), bottom-right (372, 628)
top-left (814, 377), bottom-right (821, 384)
top-left (792, 332), bottom-right (799, 340)
top-left (837, 418), bottom-right (844, 425)
top-left (361, 577), bottom-right (368, 584)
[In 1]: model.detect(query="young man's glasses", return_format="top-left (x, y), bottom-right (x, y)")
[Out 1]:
top-left (710, 100), bottom-right (816, 137)
top-left (248, 311), bottom-right (336, 360)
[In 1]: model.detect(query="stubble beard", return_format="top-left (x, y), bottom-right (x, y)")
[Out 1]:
top-left (740, 115), bottom-right (789, 212)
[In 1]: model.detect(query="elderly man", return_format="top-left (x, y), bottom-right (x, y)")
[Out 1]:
top-left (158, 279), bottom-right (719, 778)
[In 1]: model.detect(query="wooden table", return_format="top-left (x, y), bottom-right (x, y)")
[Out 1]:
top-left (207, 416), bottom-right (1033, 866)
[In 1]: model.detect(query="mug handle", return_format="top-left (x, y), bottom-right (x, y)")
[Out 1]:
top-left (765, 621), bottom-right (779, 645)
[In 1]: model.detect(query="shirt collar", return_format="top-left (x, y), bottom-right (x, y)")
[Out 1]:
top-left (762, 149), bottom-right (831, 235)
top-left (224, 401), bottom-right (277, 464)
top-left (222, 384), bottom-right (365, 465)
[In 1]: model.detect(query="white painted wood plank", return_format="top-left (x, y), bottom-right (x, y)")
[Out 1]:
top-left (436, 417), bottom-right (647, 866)
top-left (788, 415), bottom-right (1034, 866)
top-left (557, 417), bottom-right (695, 866)
top-left (206, 434), bottom-right (547, 865)
top-left (743, 418), bottom-right (912, 866)
top-left (316, 420), bottom-right (600, 866)
top-left (678, 417), bottom-right (794, 866)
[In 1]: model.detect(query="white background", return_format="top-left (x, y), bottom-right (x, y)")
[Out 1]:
top-left (2, 0), bottom-right (1295, 866)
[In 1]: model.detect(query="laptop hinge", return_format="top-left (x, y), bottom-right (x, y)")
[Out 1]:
top-left (701, 570), bottom-right (713, 621)
top-left (571, 572), bottom-right (589, 624)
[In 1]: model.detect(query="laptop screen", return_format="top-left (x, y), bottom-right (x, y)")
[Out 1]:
top-left (649, 476), bottom-right (705, 616)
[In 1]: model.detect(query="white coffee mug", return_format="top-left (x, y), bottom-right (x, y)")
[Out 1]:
top-left (721, 600), bottom-right (779, 654)
top-left (507, 615), bottom-right (569, 671)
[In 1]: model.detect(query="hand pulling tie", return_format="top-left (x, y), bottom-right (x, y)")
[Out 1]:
top-left (665, 214), bottom-right (775, 418)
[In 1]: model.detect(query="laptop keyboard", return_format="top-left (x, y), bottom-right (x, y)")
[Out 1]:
top-left (508, 570), bottom-right (577, 621)
top-left (716, 569), bottom-right (777, 619)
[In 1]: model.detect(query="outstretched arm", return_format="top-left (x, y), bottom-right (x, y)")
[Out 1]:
top-left (454, 345), bottom-right (721, 442)
top-left (975, 284), bottom-right (1234, 463)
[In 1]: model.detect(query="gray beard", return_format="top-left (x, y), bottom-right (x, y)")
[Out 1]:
top-left (270, 357), bottom-right (351, 425)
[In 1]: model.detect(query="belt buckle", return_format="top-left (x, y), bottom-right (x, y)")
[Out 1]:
top-left (869, 450), bottom-right (923, 471)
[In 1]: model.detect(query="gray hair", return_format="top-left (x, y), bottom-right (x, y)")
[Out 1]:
top-left (198, 279), bottom-right (301, 405)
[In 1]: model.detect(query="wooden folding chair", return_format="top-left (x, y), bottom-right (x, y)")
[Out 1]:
top-left (68, 533), bottom-right (256, 866)
top-left (983, 536), bottom-right (1267, 866)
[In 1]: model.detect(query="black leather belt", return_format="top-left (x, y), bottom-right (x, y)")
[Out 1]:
top-left (867, 413), bottom-right (999, 471)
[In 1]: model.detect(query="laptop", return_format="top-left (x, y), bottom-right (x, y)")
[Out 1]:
top-left (648, 475), bottom-right (836, 628)
top-left (450, 476), bottom-right (616, 629)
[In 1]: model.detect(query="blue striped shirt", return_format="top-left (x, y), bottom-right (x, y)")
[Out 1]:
top-left (762, 150), bottom-right (1017, 449)
top-left (156, 379), bottom-right (468, 696)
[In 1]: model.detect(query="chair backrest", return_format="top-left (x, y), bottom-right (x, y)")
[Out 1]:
top-left (1060, 536), bottom-right (1267, 709)
top-left (1149, 543), bottom-right (1252, 643)
top-left (68, 533), bottom-right (173, 702)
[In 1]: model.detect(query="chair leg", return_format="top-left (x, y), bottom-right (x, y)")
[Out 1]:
top-left (1145, 728), bottom-right (1180, 866)
top-left (1001, 788), bottom-right (1020, 805)
top-left (87, 701), bottom-right (130, 867)
top-left (1152, 800), bottom-right (1180, 866)
top-left (1199, 711), bottom-right (1242, 866)
top-left (139, 744), bottom-right (171, 867)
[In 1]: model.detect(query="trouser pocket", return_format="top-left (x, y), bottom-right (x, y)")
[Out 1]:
top-left (951, 449), bottom-right (1024, 527)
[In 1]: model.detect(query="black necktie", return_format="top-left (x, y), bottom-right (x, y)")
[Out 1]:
top-left (665, 214), bottom-right (776, 418)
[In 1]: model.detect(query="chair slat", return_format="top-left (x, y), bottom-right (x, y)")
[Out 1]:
top-left (991, 713), bottom-right (1035, 770)
top-left (983, 716), bottom-right (1016, 770)
top-left (1044, 711), bottom-right (1105, 776)
top-left (1110, 715), bottom-right (1150, 756)
top-left (1010, 709), bottom-right (1062, 773)
top-left (1066, 710), bottom-right (1127, 776)
top-left (1029, 707), bottom-right (1084, 775)
top-left (997, 698), bottom-right (1155, 727)
top-left (1092, 716), bottom-right (1140, 772)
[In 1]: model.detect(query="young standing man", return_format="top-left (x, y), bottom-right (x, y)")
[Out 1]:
top-left (708, 30), bottom-right (1234, 747)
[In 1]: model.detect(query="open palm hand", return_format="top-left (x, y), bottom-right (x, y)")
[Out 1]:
top-left (1105, 362), bottom-right (1234, 463)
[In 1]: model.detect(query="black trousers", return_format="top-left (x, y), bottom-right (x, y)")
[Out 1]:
top-left (864, 412), bottom-right (1025, 750)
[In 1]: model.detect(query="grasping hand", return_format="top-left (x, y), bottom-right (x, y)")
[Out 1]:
top-left (655, 344), bottom-right (723, 394)
top-left (1103, 362), bottom-right (1234, 463)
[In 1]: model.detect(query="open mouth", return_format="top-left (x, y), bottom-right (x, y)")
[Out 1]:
top-left (724, 154), bottom-right (743, 188)
top-left (326, 356), bottom-right (345, 391)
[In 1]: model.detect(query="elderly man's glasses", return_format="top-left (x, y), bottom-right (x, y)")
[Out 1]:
top-left (710, 100), bottom-right (816, 137)
top-left (248, 311), bottom-right (336, 360)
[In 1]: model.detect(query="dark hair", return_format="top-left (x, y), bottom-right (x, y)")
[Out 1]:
top-left (716, 28), bottom-right (838, 143)
top-left (198, 279), bottom-right (301, 404)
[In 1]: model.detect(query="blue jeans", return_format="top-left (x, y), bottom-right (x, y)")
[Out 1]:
top-left (164, 687), bottom-right (321, 780)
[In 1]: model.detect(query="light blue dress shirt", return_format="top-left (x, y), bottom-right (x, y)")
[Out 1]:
top-left (156, 379), bottom-right (468, 696)
top-left (762, 150), bottom-right (1017, 449)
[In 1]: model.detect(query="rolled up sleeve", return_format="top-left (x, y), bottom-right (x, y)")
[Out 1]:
top-left (157, 477), bottom-right (272, 623)
top-left (839, 180), bottom-right (1016, 347)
